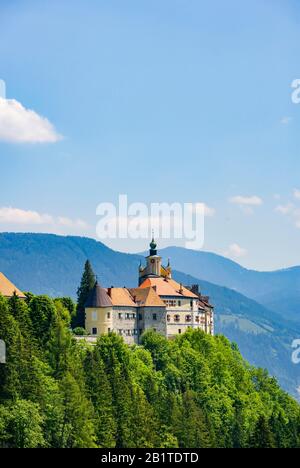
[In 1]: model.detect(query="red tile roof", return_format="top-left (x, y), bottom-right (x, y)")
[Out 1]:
top-left (139, 277), bottom-right (198, 298)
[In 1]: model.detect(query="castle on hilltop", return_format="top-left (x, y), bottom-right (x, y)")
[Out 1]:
top-left (85, 239), bottom-right (214, 344)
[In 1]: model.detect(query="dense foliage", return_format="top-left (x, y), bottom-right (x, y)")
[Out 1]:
top-left (0, 293), bottom-right (299, 448)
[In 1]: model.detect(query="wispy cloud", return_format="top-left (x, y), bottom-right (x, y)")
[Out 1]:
top-left (0, 207), bottom-right (88, 233)
top-left (0, 97), bottom-right (62, 143)
top-left (230, 195), bottom-right (263, 206)
top-left (293, 189), bottom-right (300, 200)
top-left (275, 203), bottom-right (295, 215)
top-left (224, 243), bottom-right (248, 259)
top-left (275, 192), bottom-right (300, 229)
top-left (280, 116), bottom-right (292, 125)
top-left (229, 195), bottom-right (263, 214)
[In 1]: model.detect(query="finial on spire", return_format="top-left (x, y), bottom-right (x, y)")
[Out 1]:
top-left (149, 236), bottom-right (157, 256)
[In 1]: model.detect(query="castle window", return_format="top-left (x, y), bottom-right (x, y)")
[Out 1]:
top-left (107, 312), bottom-right (111, 319)
top-left (132, 313), bottom-right (136, 319)
top-left (167, 315), bottom-right (171, 322)
top-left (174, 315), bottom-right (180, 322)
top-left (138, 314), bottom-right (142, 321)
top-left (92, 327), bottom-right (97, 335)
top-left (108, 328), bottom-right (111, 333)
top-left (92, 311), bottom-right (97, 321)
top-left (118, 313), bottom-right (123, 320)
top-left (190, 300), bottom-right (193, 309)
top-left (178, 329), bottom-right (182, 334)
top-left (153, 313), bottom-right (157, 321)
top-left (126, 313), bottom-right (130, 319)
top-left (186, 315), bottom-right (192, 322)
top-left (178, 301), bottom-right (181, 307)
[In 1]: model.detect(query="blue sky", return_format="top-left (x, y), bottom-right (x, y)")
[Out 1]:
top-left (0, 0), bottom-right (299, 270)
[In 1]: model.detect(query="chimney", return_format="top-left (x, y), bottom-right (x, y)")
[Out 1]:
top-left (179, 283), bottom-right (183, 294)
top-left (191, 284), bottom-right (200, 296)
top-left (107, 286), bottom-right (114, 297)
top-left (201, 295), bottom-right (210, 303)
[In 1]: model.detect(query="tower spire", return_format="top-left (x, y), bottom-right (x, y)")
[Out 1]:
top-left (149, 236), bottom-right (157, 256)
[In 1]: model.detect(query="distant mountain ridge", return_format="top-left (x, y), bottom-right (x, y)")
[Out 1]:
top-left (154, 246), bottom-right (300, 323)
top-left (0, 232), bottom-right (299, 399)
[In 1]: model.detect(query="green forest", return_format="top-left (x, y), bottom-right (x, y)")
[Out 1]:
top-left (0, 290), bottom-right (300, 448)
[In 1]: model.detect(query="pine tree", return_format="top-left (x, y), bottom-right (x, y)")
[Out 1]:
top-left (249, 416), bottom-right (276, 448)
top-left (59, 371), bottom-right (96, 448)
top-left (173, 390), bottom-right (211, 448)
top-left (84, 349), bottom-right (116, 447)
top-left (73, 260), bottom-right (96, 328)
top-left (28, 296), bottom-right (57, 347)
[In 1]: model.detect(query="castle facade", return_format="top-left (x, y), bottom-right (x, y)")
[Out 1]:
top-left (85, 240), bottom-right (214, 344)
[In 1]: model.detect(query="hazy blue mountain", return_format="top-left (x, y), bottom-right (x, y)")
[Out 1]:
top-left (0, 233), bottom-right (141, 297)
top-left (155, 246), bottom-right (300, 323)
top-left (0, 232), bottom-right (299, 398)
top-left (174, 270), bottom-right (300, 400)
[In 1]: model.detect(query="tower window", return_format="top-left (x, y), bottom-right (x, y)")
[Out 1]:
top-left (92, 327), bottom-right (97, 335)
top-left (107, 312), bottom-right (111, 319)
top-left (178, 329), bottom-right (182, 334)
top-left (92, 311), bottom-right (97, 321)
top-left (153, 313), bottom-right (157, 321)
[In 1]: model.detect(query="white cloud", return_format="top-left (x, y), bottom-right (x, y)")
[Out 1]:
top-left (0, 207), bottom-right (88, 233)
top-left (275, 202), bottom-right (300, 229)
top-left (224, 243), bottom-right (248, 259)
top-left (0, 97), bottom-right (62, 143)
top-left (0, 207), bottom-right (53, 225)
top-left (275, 203), bottom-right (295, 215)
top-left (293, 189), bottom-right (300, 200)
top-left (229, 195), bottom-right (263, 215)
top-left (229, 195), bottom-right (263, 206)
